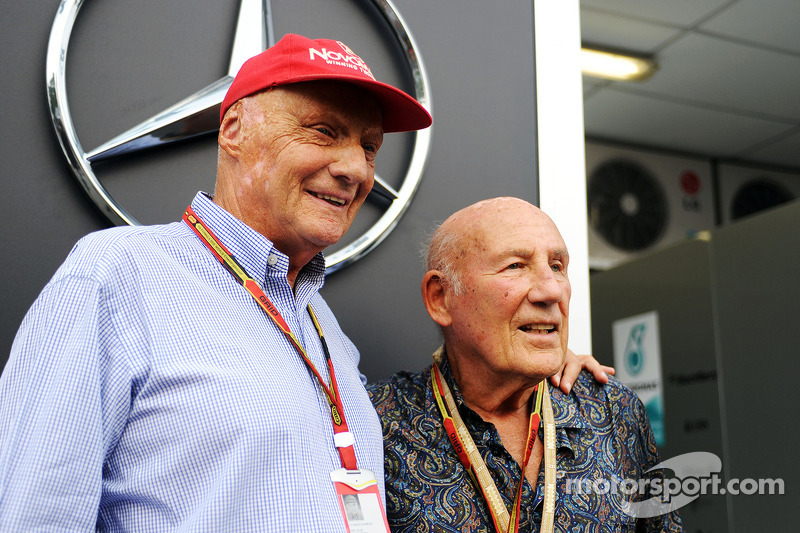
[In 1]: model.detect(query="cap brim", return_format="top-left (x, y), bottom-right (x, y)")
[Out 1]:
top-left (279, 74), bottom-right (432, 134)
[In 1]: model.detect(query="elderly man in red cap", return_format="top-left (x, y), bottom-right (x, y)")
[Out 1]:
top-left (0, 34), bottom-right (607, 532)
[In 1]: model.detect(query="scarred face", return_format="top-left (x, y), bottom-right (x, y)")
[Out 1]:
top-left (439, 199), bottom-right (571, 385)
top-left (216, 81), bottom-right (383, 263)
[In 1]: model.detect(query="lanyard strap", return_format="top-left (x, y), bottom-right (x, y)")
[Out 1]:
top-left (183, 206), bottom-right (358, 470)
top-left (431, 347), bottom-right (556, 533)
top-left (541, 387), bottom-right (557, 532)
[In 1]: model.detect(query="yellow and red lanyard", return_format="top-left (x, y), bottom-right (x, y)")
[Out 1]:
top-left (183, 206), bottom-right (358, 471)
top-left (431, 362), bottom-right (544, 533)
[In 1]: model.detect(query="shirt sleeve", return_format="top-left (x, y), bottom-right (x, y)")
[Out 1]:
top-left (0, 274), bottom-right (133, 531)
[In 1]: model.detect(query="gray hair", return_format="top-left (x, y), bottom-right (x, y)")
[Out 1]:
top-left (423, 221), bottom-right (466, 296)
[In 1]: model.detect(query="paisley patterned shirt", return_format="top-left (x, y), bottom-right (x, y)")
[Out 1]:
top-left (367, 358), bottom-right (683, 532)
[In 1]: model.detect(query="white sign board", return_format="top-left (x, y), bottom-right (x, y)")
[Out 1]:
top-left (612, 311), bottom-right (666, 446)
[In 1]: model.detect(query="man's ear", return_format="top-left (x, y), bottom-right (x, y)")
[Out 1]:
top-left (218, 101), bottom-right (244, 157)
top-left (421, 270), bottom-right (452, 327)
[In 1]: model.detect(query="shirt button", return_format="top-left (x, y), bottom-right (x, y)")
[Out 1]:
top-left (267, 254), bottom-right (278, 266)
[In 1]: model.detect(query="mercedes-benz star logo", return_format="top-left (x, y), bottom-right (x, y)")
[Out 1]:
top-left (46, 0), bottom-right (432, 274)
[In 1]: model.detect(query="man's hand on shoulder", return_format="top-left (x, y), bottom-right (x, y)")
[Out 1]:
top-left (550, 348), bottom-right (615, 394)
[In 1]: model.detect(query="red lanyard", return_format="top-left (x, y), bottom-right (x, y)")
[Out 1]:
top-left (183, 206), bottom-right (358, 471)
top-left (432, 363), bottom-right (543, 533)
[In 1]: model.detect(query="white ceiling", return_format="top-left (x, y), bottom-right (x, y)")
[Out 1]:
top-left (580, 0), bottom-right (800, 171)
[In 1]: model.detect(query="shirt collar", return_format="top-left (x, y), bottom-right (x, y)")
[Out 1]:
top-left (436, 351), bottom-right (466, 406)
top-left (435, 345), bottom-right (591, 453)
top-left (434, 351), bottom-right (496, 443)
top-left (188, 192), bottom-right (327, 292)
top-left (550, 387), bottom-right (590, 431)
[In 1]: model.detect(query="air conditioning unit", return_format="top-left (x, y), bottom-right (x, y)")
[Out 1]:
top-left (717, 163), bottom-right (800, 226)
top-left (585, 141), bottom-right (715, 270)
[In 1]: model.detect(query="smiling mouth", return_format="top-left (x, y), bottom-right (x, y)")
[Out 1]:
top-left (311, 192), bottom-right (347, 207)
top-left (519, 324), bottom-right (556, 334)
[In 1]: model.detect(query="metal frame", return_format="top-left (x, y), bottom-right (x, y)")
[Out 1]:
top-left (46, 0), bottom-right (432, 274)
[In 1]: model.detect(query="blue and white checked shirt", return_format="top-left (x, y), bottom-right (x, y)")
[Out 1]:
top-left (0, 192), bottom-right (385, 532)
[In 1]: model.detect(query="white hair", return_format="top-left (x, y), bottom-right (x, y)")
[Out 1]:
top-left (424, 221), bottom-right (466, 296)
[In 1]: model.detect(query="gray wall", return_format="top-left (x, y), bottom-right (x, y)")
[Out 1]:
top-left (590, 239), bottom-right (728, 531)
top-left (591, 202), bottom-right (800, 532)
top-left (711, 202), bottom-right (799, 532)
top-left (1, 0), bottom-right (540, 380)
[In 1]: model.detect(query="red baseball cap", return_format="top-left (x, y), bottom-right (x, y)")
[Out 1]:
top-left (220, 33), bottom-right (432, 133)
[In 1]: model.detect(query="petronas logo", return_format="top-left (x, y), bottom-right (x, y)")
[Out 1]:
top-left (624, 323), bottom-right (646, 375)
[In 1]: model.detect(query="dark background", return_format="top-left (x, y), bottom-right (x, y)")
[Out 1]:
top-left (1, 0), bottom-right (540, 380)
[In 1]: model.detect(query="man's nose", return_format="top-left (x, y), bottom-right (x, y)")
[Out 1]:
top-left (328, 142), bottom-right (373, 185)
top-left (527, 266), bottom-right (565, 305)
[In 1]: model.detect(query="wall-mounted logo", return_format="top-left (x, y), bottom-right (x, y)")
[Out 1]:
top-left (46, 0), bottom-right (432, 274)
top-left (613, 311), bottom-right (666, 446)
top-left (623, 323), bottom-right (646, 376)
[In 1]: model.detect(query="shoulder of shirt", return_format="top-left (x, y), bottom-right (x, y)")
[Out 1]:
top-left (366, 366), bottom-right (430, 413)
top-left (566, 370), bottom-right (648, 423)
top-left (570, 370), bottom-right (636, 398)
top-left (52, 222), bottom-right (188, 283)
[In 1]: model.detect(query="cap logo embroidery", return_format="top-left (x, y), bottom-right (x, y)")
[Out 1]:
top-left (308, 46), bottom-right (375, 80)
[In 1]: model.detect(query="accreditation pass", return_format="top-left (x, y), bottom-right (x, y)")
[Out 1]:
top-left (331, 468), bottom-right (391, 533)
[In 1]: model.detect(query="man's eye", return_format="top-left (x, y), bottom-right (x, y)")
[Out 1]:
top-left (507, 262), bottom-right (523, 270)
top-left (315, 126), bottom-right (333, 136)
top-left (551, 263), bottom-right (561, 273)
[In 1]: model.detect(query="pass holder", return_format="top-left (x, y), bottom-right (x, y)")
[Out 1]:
top-left (331, 468), bottom-right (391, 533)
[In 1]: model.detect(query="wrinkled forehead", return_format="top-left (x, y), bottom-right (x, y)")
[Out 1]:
top-left (459, 198), bottom-right (556, 234)
top-left (451, 199), bottom-right (567, 258)
top-left (284, 81), bottom-right (383, 122)
top-left (246, 81), bottom-right (384, 133)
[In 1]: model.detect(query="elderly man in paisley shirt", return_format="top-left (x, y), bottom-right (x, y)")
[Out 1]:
top-left (368, 197), bottom-right (683, 532)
